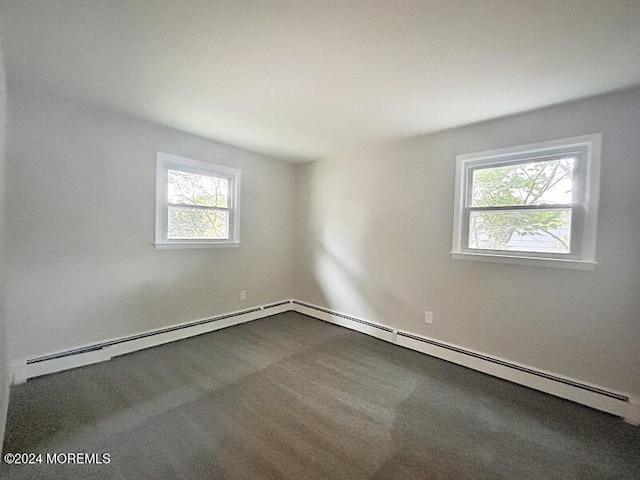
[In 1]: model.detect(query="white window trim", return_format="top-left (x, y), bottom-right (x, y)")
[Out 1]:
top-left (451, 134), bottom-right (601, 270)
top-left (154, 152), bottom-right (241, 248)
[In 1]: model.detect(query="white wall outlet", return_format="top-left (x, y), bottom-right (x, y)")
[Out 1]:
top-left (424, 311), bottom-right (433, 324)
top-left (240, 290), bottom-right (247, 301)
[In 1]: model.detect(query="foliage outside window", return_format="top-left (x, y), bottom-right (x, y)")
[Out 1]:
top-left (451, 134), bottom-right (601, 269)
top-left (155, 153), bottom-right (241, 248)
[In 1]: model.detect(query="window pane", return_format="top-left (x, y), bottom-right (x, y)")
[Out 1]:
top-left (168, 170), bottom-right (229, 208)
top-left (168, 207), bottom-right (229, 240)
top-left (471, 158), bottom-right (575, 207)
top-left (469, 209), bottom-right (571, 253)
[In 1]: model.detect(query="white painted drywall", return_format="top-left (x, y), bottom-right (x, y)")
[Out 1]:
top-left (294, 87), bottom-right (640, 398)
top-left (0, 31), bottom-right (9, 449)
top-left (5, 83), bottom-right (296, 361)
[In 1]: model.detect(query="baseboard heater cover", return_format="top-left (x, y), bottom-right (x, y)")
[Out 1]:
top-left (292, 300), bottom-right (394, 333)
top-left (292, 300), bottom-right (637, 423)
top-left (10, 299), bottom-right (638, 424)
top-left (263, 300), bottom-right (291, 310)
top-left (27, 306), bottom-right (264, 365)
top-left (396, 331), bottom-right (627, 402)
top-left (12, 300), bottom-right (293, 383)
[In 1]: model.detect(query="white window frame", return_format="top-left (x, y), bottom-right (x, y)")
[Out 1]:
top-left (451, 134), bottom-right (601, 270)
top-left (154, 152), bottom-right (241, 249)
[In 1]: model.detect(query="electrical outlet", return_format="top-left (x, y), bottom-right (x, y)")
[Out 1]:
top-left (424, 311), bottom-right (433, 324)
top-left (240, 290), bottom-right (247, 301)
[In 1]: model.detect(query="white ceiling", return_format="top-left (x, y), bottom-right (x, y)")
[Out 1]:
top-left (2, 1), bottom-right (640, 161)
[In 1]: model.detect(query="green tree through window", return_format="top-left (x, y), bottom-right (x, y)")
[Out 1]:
top-left (167, 170), bottom-right (229, 240)
top-left (155, 152), bottom-right (241, 247)
top-left (468, 158), bottom-right (574, 253)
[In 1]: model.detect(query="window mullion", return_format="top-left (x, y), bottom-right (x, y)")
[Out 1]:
top-left (167, 203), bottom-right (230, 213)
top-left (467, 204), bottom-right (572, 212)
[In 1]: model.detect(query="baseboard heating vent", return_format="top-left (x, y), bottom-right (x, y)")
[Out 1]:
top-left (397, 331), bottom-right (628, 402)
top-left (263, 300), bottom-right (292, 310)
top-left (26, 306), bottom-right (264, 365)
top-left (26, 344), bottom-right (106, 364)
top-left (292, 301), bottom-right (394, 333)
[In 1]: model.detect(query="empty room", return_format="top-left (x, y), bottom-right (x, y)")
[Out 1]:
top-left (0, 1), bottom-right (639, 479)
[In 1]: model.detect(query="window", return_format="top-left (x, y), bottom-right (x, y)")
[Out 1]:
top-left (451, 134), bottom-right (601, 269)
top-left (155, 152), bottom-right (241, 248)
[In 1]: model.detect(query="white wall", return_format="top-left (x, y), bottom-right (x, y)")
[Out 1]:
top-left (5, 83), bottom-right (296, 362)
top-left (294, 87), bottom-right (640, 399)
top-left (0, 28), bottom-right (9, 449)
top-left (4, 72), bottom-right (639, 412)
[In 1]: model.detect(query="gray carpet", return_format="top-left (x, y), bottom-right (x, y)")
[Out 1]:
top-left (1, 311), bottom-right (639, 479)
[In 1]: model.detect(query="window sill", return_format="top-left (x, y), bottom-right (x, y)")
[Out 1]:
top-left (154, 242), bottom-right (241, 250)
top-left (450, 251), bottom-right (596, 270)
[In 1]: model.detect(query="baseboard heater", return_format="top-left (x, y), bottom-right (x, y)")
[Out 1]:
top-left (26, 306), bottom-right (264, 365)
top-left (12, 299), bottom-right (638, 424)
top-left (396, 332), bottom-right (627, 402)
top-left (291, 300), bottom-right (637, 423)
top-left (12, 300), bottom-right (293, 384)
top-left (292, 301), bottom-right (394, 333)
top-left (262, 300), bottom-right (291, 310)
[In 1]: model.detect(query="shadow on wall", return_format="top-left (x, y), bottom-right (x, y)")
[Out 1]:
top-left (295, 159), bottom-right (418, 327)
top-left (312, 239), bottom-right (416, 326)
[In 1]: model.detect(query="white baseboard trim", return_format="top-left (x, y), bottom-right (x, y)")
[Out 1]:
top-left (292, 300), bottom-right (639, 425)
top-left (9, 298), bottom-right (638, 426)
top-left (10, 300), bottom-right (292, 384)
